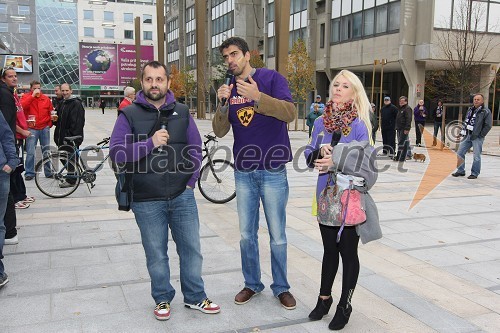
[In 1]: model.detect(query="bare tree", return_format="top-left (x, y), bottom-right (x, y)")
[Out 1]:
top-left (426, 0), bottom-right (498, 107)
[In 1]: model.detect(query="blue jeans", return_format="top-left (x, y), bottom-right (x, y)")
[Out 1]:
top-left (456, 134), bottom-right (484, 176)
top-left (130, 189), bottom-right (206, 305)
top-left (25, 127), bottom-right (51, 177)
top-left (234, 165), bottom-right (290, 297)
top-left (0, 172), bottom-right (11, 276)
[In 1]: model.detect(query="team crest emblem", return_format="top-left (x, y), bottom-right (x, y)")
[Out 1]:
top-left (237, 107), bottom-right (254, 126)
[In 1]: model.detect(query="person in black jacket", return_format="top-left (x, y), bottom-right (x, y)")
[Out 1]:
top-left (380, 96), bottom-right (398, 157)
top-left (53, 83), bottom-right (85, 186)
top-left (395, 96), bottom-right (413, 162)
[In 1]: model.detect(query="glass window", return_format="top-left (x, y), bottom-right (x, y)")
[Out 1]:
top-left (331, 18), bottom-right (340, 43)
top-left (364, 0), bottom-right (375, 9)
top-left (341, 15), bottom-right (352, 41)
top-left (267, 2), bottom-right (274, 22)
top-left (104, 11), bottom-right (113, 22)
top-left (83, 10), bottom-right (93, 21)
top-left (364, 8), bottom-right (375, 36)
top-left (18, 5), bottom-right (30, 16)
top-left (143, 31), bottom-right (153, 40)
top-left (268, 36), bottom-right (275, 57)
top-left (104, 28), bottom-right (114, 38)
top-left (342, 0), bottom-right (352, 16)
top-left (376, 0), bottom-right (388, 4)
top-left (0, 4), bottom-right (6, 15)
top-left (320, 23), bottom-right (325, 48)
top-left (375, 5), bottom-right (387, 33)
top-left (124, 30), bottom-right (133, 39)
top-left (19, 23), bottom-right (30, 33)
top-left (143, 14), bottom-right (152, 24)
top-left (332, 0), bottom-right (341, 19)
top-left (0, 22), bottom-right (7, 32)
top-left (353, 12), bottom-right (362, 38)
top-left (84, 27), bottom-right (94, 37)
top-left (124, 13), bottom-right (133, 23)
top-left (388, 1), bottom-right (400, 31)
top-left (353, 0), bottom-right (363, 13)
top-left (490, 3), bottom-right (500, 33)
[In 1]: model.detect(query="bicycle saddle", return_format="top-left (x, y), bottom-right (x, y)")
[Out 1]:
top-left (64, 135), bottom-right (83, 143)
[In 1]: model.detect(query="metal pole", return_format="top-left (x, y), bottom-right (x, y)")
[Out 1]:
top-left (135, 17), bottom-right (141, 80)
top-left (275, 0), bottom-right (290, 77)
top-left (371, 60), bottom-right (378, 102)
top-left (156, 0), bottom-right (165, 64)
top-left (195, 1), bottom-right (206, 119)
top-left (378, 59), bottom-right (386, 120)
top-left (492, 66), bottom-right (497, 123)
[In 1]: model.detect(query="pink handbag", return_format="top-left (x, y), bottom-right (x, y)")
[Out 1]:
top-left (340, 187), bottom-right (366, 225)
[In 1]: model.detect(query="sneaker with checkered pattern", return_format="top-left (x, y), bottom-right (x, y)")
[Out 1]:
top-left (184, 298), bottom-right (220, 314)
top-left (154, 302), bottom-right (171, 321)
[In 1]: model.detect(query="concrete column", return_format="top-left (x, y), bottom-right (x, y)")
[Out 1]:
top-left (479, 64), bottom-right (498, 107)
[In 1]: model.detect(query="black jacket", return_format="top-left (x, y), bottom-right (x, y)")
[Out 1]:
top-left (121, 101), bottom-right (194, 202)
top-left (54, 96), bottom-right (85, 147)
top-left (0, 81), bottom-right (17, 136)
top-left (381, 103), bottom-right (398, 130)
top-left (396, 104), bottom-right (412, 131)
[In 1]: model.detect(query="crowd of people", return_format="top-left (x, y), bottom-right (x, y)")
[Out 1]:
top-left (0, 35), bottom-right (494, 331)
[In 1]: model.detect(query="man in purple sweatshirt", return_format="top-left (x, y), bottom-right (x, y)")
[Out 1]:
top-left (110, 61), bottom-right (220, 321)
top-left (213, 37), bottom-right (297, 310)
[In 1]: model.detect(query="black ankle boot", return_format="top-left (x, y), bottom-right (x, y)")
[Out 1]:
top-left (308, 296), bottom-right (333, 320)
top-left (328, 304), bottom-right (352, 330)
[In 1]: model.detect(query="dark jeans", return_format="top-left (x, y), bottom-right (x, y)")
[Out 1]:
top-left (58, 145), bottom-right (78, 185)
top-left (0, 172), bottom-right (10, 275)
top-left (381, 128), bottom-right (396, 156)
top-left (395, 130), bottom-right (410, 162)
top-left (4, 174), bottom-right (17, 239)
top-left (415, 121), bottom-right (426, 145)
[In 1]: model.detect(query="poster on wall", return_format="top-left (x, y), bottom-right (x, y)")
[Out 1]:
top-left (79, 43), bottom-right (118, 86)
top-left (118, 45), bottom-right (154, 86)
top-left (79, 43), bottom-right (155, 88)
top-left (1, 54), bottom-right (33, 73)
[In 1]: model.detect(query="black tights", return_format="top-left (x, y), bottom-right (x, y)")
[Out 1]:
top-left (319, 224), bottom-right (360, 307)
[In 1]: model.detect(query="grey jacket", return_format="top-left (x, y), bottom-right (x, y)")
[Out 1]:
top-left (331, 140), bottom-right (382, 244)
top-left (468, 105), bottom-right (492, 140)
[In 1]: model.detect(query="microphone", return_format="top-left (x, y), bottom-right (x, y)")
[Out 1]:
top-left (331, 130), bottom-right (342, 147)
top-left (221, 69), bottom-right (234, 106)
top-left (158, 117), bottom-right (168, 152)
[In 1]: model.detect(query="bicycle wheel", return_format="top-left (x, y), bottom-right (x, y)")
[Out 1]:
top-left (35, 152), bottom-right (81, 198)
top-left (198, 159), bottom-right (236, 204)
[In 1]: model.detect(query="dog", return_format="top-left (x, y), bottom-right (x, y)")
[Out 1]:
top-left (413, 153), bottom-right (426, 162)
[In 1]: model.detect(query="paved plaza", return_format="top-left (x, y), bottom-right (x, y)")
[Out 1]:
top-left (1, 109), bottom-right (499, 332)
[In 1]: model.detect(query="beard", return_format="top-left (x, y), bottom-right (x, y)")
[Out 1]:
top-left (144, 87), bottom-right (167, 101)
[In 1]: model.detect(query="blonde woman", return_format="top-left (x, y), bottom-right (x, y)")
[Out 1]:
top-left (304, 70), bottom-right (381, 330)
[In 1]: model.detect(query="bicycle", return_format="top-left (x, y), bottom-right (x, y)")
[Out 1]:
top-left (34, 136), bottom-right (113, 198)
top-left (197, 133), bottom-right (236, 204)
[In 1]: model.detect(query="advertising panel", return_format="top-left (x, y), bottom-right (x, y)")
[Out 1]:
top-left (79, 43), bottom-right (118, 86)
top-left (118, 45), bottom-right (154, 86)
top-left (1, 54), bottom-right (33, 73)
top-left (79, 43), bottom-right (155, 88)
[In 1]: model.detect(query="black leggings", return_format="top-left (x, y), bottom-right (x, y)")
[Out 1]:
top-left (319, 224), bottom-right (360, 306)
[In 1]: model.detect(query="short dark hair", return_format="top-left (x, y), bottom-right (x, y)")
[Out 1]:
top-left (218, 37), bottom-right (250, 55)
top-left (30, 80), bottom-right (41, 88)
top-left (141, 60), bottom-right (169, 79)
top-left (54, 84), bottom-right (61, 90)
top-left (1, 66), bottom-right (15, 79)
top-left (399, 96), bottom-right (408, 102)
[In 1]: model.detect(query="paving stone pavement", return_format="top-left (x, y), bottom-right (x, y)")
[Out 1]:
top-left (1, 109), bottom-right (499, 333)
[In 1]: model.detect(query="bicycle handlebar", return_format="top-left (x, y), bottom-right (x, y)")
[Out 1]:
top-left (96, 137), bottom-right (110, 146)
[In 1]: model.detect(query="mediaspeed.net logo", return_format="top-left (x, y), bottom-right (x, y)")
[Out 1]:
top-left (409, 124), bottom-right (464, 209)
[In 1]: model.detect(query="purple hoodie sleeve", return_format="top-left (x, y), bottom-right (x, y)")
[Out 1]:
top-left (186, 116), bottom-right (202, 188)
top-left (110, 113), bottom-right (155, 163)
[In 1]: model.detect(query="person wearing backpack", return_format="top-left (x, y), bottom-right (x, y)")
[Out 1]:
top-left (109, 61), bottom-right (220, 321)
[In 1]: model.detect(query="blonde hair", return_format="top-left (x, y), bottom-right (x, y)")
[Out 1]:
top-left (329, 70), bottom-right (373, 144)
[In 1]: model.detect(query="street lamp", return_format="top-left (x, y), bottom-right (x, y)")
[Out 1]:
top-left (371, 60), bottom-right (379, 102)
top-left (378, 59), bottom-right (387, 116)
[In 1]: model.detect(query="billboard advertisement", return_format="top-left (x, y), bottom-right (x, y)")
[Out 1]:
top-left (118, 45), bottom-right (154, 86)
top-left (79, 42), bottom-right (155, 88)
top-left (1, 54), bottom-right (33, 73)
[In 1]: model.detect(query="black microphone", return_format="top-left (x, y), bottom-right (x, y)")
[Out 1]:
top-left (221, 70), bottom-right (234, 106)
top-left (331, 130), bottom-right (342, 147)
top-left (158, 117), bottom-right (168, 152)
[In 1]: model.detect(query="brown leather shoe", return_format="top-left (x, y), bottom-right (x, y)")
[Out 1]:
top-left (278, 291), bottom-right (296, 310)
top-left (234, 287), bottom-right (259, 305)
